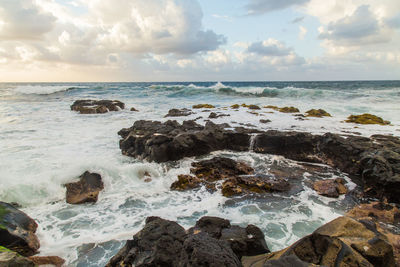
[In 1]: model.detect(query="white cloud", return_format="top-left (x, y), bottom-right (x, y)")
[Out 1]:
top-left (0, 0), bottom-right (56, 40)
top-left (245, 0), bottom-right (310, 15)
top-left (248, 39), bottom-right (292, 56)
top-left (299, 26), bottom-right (307, 40)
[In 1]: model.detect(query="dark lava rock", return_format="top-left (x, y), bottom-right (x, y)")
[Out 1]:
top-left (106, 217), bottom-right (186, 267)
top-left (165, 108), bottom-right (193, 117)
top-left (244, 216), bottom-right (395, 267)
top-left (209, 112), bottom-right (230, 119)
top-left (170, 175), bottom-right (202, 191)
top-left (259, 119), bottom-right (271, 124)
top-left (119, 120), bottom-right (400, 203)
top-left (130, 107), bottom-right (139, 112)
top-left (107, 216), bottom-right (269, 266)
top-left (0, 202), bottom-right (40, 256)
top-left (0, 247), bottom-right (35, 266)
top-left (312, 178), bottom-right (348, 198)
top-left (119, 120), bottom-right (250, 163)
top-left (65, 171), bottom-right (104, 204)
top-left (71, 99), bottom-right (125, 114)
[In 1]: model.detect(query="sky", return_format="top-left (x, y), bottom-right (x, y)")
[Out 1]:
top-left (0, 0), bottom-right (399, 82)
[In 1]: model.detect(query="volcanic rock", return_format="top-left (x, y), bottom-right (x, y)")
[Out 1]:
top-left (192, 104), bottom-right (215, 109)
top-left (71, 100), bottom-right (125, 114)
top-left (28, 256), bottom-right (65, 267)
top-left (0, 202), bottom-right (40, 256)
top-left (305, 109), bottom-right (331, 117)
top-left (312, 178), bottom-right (348, 198)
top-left (0, 246), bottom-right (35, 266)
top-left (164, 108), bottom-right (193, 117)
top-left (346, 113), bottom-right (390, 125)
top-left (65, 171), bottom-right (104, 204)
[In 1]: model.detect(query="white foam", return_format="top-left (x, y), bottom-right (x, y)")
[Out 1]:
top-left (14, 85), bottom-right (81, 95)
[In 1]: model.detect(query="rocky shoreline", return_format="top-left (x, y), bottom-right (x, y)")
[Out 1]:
top-left (1, 100), bottom-right (399, 266)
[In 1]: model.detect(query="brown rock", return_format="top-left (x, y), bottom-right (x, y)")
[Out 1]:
top-left (71, 100), bottom-right (125, 114)
top-left (130, 107), bottom-right (138, 112)
top-left (65, 171), bottom-right (104, 204)
top-left (305, 109), bottom-right (331, 117)
top-left (313, 178), bottom-right (348, 198)
top-left (170, 175), bottom-right (201, 191)
top-left (28, 256), bottom-right (65, 267)
top-left (346, 201), bottom-right (400, 224)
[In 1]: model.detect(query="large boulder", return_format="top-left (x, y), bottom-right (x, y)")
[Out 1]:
top-left (71, 99), bottom-right (125, 114)
top-left (65, 171), bottom-right (104, 204)
top-left (28, 256), bottom-right (65, 267)
top-left (107, 216), bottom-right (269, 266)
top-left (0, 246), bottom-right (35, 267)
top-left (0, 202), bottom-right (40, 256)
top-left (243, 216), bottom-right (396, 267)
top-left (312, 178), bottom-right (348, 198)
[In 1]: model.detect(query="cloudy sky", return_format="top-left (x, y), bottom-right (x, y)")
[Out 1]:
top-left (0, 0), bottom-right (399, 82)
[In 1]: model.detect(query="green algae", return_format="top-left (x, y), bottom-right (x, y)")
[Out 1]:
top-left (305, 109), bottom-right (331, 117)
top-left (346, 113), bottom-right (390, 125)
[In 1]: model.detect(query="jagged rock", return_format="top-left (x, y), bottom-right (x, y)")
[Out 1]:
top-left (119, 120), bottom-right (400, 203)
top-left (305, 109), bottom-right (331, 117)
top-left (28, 256), bottom-right (65, 267)
top-left (107, 216), bottom-right (269, 266)
top-left (164, 108), bottom-right (193, 117)
top-left (65, 171), bottom-right (104, 204)
top-left (170, 175), bottom-right (202, 191)
top-left (244, 216), bottom-right (395, 267)
top-left (209, 112), bottom-right (230, 119)
top-left (346, 202), bottom-right (400, 224)
top-left (0, 202), bottom-right (40, 257)
top-left (71, 100), bottom-right (125, 114)
top-left (346, 113), bottom-right (390, 125)
top-left (312, 178), bottom-right (348, 198)
top-left (192, 104), bottom-right (215, 109)
top-left (106, 216), bottom-right (186, 267)
top-left (221, 175), bottom-right (290, 197)
top-left (0, 246), bottom-right (35, 266)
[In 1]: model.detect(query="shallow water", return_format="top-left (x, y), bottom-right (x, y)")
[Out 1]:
top-left (0, 81), bottom-right (399, 265)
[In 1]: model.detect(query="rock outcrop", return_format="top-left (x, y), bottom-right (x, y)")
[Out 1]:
top-left (65, 171), bottom-right (104, 204)
top-left (118, 120), bottom-right (400, 203)
top-left (305, 109), bottom-right (331, 117)
top-left (28, 256), bottom-right (65, 267)
top-left (106, 216), bottom-right (269, 267)
top-left (71, 100), bottom-right (125, 114)
top-left (312, 178), bottom-right (348, 198)
top-left (0, 246), bottom-right (35, 267)
top-left (242, 216), bottom-right (396, 267)
top-left (346, 113), bottom-right (390, 125)
top-left (0, 202), bottom-right (40, 256)
top-left (165, 108), bottom-right (193, 117)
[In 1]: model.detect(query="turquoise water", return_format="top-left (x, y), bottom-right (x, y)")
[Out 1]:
top-left (0, 81), bottom-right (399, 265)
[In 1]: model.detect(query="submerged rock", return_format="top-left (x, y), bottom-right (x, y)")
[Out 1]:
top-left (130, 107), bottom-right (139, 112)
top-left (106, 216), bottom-right (269, 266)
top-left (243, 216), bottom-right (396, 267)
top-left (71, 99), bottom-right (125, 114)
top-left (0, 246), bottom-right (35, 267)
top-left (248, 105), bottom-right (261, 110)
top-left (192, 104), bottom-right (215, 109)
top-left (259, 119), bottom-right (271, 124)
top-left (305, 109), bottom-right (331, 117)
top-left (0, 202), bottom-right (40, 256)
top-left (346, 113), bottom-right (390, 125)
top-left (164, 108), bottom-right (193, 117)
top-left (65, 171), bottom-right (104, 204)
top-left (312, 178), bottom-right (348, 198)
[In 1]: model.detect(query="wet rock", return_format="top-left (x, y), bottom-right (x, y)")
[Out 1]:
top-left (312, 178), bottom-right (348, 198)
top-left (192, 104), bottom-right (215, 109)
top-left (164, 108), bottom-right (193, 117)
top-left (0, 202), bottom-right (40, 256)
top-left (305, 109), bottom-right (331, 117)
top-left (231, 104), bottom-right (240, 109)
top-left (346, 201), bottom-right (400, 224)
top-left (346, 113), bottom-right (390, 125)
top-left (65, 171), bottom-right (104, 204)
top-left (278, 106), bottom-right (300, 113)
top-left (259, 119), bottom-right (271, 124)
top-left (263, 105), bottom-right (279, 110)
top-left (191, 157), bottom-right (254, 181)
top-left (71, 99), bottom-right (125, 114)
top-left (248, 105), bottom-right (261, 110)
top-left (249, 216), bottom-right (395, 267)
top-left (28, 255), bottom-right (65, 267)
top-left (106, 216), bottom-right (187, 267)
top-left (221, 175), bottom-right (290, 197)
top-left (180, 232), bottom-right (241, 267)
top-left (130, 107), bottom-right (138, 112)
top-left (0, 246), bottom-right (35, 266)
top-left (107, 216), bottom-right (269, 266)
top-left (170, 175), bottom-right (202, 191)
top-left (209, 112), bottom-right (230, 119)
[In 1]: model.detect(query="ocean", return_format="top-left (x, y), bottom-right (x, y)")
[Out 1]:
top-left (0, 81), bottom-right (399, 266)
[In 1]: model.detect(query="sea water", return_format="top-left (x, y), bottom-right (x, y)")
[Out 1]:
top-left (0, 81), bottom-right (399, 266)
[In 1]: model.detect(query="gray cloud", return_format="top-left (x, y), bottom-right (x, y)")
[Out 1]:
top-left (246, 0), bottom-right (310, 15)
top-left (248, 41), bottom-right (292, 56)
top-left (291, 16), bottom-right (305, 24)
top-left (0, 0), bottom-right (56, 40)
top-left (387, 14), bottom-right (400, 29)
top-left (319, 5), bottom-right (380, 41)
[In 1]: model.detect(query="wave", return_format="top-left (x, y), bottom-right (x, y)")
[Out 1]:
top-left (14, 85), bottom-right (83, 95)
